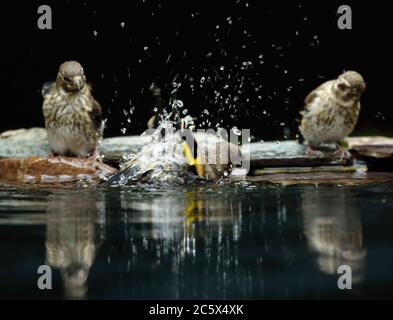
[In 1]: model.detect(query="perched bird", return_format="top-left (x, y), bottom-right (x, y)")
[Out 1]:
top-left (299, 71), bottom-right (366, 158)
top-left (42, 61), bottom-right (104, 160)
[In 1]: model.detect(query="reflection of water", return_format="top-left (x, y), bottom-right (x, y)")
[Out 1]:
top-left (2, 184), bottom-right (392, 299)
top-left (45, 191), bottom-right (105, 299)
top-left (301, 188), bottom-right (366, 284)
top-left (103, 185), bottom-right (300, 299)
top-left (115, 188), bottom-right (247, 299)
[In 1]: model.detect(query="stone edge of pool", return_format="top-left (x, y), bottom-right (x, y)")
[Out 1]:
top-left (1, 128), bottom-right (393, 187)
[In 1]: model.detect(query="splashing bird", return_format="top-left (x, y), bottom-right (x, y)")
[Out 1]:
top-left (42, 61), bottom-right (104, 160)
top-left (300, 71), bottom-right (366, 159)
top-left (104, 125), bottom-right (241, 185)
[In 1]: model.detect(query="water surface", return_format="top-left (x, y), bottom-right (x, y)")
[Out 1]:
top-left (0, 182), bottom-right (392, 299)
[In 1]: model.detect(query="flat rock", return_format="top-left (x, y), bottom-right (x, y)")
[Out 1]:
top-left (347, 136), bottom-right (393, 158)
top-left (0, 156), bottom-right (116, 185)
top-left (243, 141), bottom-right (352, 169)
top-left (0, 128), bottom-right (150, 164)
top-left (0, 128), bottom-right (50, 158)
top-left (346, 136), bottom-right (393, 170)
top-left (100, 135), bottom-right (152, 165)
top-left (1, 128), bottom-right (392, 171)
top-left (239, 171), bottom-right (393, 186)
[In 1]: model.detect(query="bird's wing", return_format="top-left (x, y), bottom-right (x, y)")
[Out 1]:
top-left (41, 81), bottom-right (55, 98)
top-left (301, 80), bottom-right (333, 115)
top-left (89, 98), bottom-right (104, 135)
top-left (104, 156), bottom-right (144, 185)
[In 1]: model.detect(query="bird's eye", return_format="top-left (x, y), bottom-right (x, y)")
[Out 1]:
top-left (63, 76), bottom-right (71, 82)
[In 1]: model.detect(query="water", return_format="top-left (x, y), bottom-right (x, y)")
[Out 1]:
top-left (0, 182), bottom-right (392, 299)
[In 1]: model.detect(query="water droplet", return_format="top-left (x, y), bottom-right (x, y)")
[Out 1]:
top-left (176, 100), bottom-right (184, 108)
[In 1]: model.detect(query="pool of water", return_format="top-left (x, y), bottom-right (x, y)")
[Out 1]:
top-left (0, 181), bottom-right (392, 299)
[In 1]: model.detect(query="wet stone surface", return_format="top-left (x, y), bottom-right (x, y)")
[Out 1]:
top-left (1, 128), bottom-right (393, 187)
top-left (0, 156), bottom-right (115, 185)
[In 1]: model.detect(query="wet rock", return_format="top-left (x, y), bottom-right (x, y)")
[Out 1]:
top-left (100, 135), bottom-right (152, 166)
top-left (346, 136), bottom-right (393, 171)
top-left (1, 128), bottom-right (392, 175)
top-left (346, 136), bottom-right (393, 148)
top-left (0, 156), bottom-right (116, 185)
top-left (0, 127), bottom-right (150, 165)
top-left (0, 128), bottom-right (50, 158)
top-left (244, 141), bottom-right (352, 170)
top-left (239, 170), bottom-right (393, 186)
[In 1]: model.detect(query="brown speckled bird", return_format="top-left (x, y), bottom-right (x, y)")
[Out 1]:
top-left (42, 61), bottom-right (104, 160)
top-left (300, 71), bottom-right (366, 158)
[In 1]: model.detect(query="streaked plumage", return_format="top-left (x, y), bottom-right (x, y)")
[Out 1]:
top-left (42, 61), bottom-right (104, 159)
top-left (300, 71), bottom-right (366, 157)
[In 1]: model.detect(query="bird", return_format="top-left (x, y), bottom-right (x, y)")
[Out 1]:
top-left (42, 61), bottom-right (104, 160)
top-left (299, 71), bottom-right (366, 159)
top-left (104, 126), bottom-right (241, 185)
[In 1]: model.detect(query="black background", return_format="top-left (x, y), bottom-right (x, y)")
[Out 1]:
top-left (0, 0), bottom-right (391, 140)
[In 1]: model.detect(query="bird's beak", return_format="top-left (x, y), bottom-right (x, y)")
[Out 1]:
top-left (73, 76), bottom-right (83, 90)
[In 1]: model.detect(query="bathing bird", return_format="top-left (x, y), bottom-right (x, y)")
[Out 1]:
top-left (104, 126), bottom-right (241, 185)
top-left (42, 61), bottom-right (104, 160)
top-left (299, 71), bottom-right (366, 159)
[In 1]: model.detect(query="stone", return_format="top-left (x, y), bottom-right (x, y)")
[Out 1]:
top-left (0, 127), bottom-right (150, 165)
top-left (346, 136), bottom-right (393, 171)
top-left (0, 128), bottom-right (50, 158)
top-left (100, 135), bottom-right (152, 166)
top-left (244, 140), bottom-right (353, 170)
top-left (0, 156), bottom-right (116, 185)
top-left (236, 171), bottom-right (393, 186)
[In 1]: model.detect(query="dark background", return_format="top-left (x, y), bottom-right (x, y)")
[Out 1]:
top-left (0, 0), bottom-right (391, 140)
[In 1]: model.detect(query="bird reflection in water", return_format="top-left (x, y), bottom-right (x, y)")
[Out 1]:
top-left (45, 191), bottom-right (105, 299)
top-left (118, 187), bottom-right (250, 299)
top-left (301, 188), bottom-right (366, 284)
